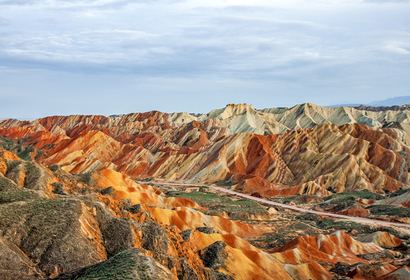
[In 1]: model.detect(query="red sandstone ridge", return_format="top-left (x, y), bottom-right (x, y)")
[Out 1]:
top-left (270, 230), bottom-right (384, 265)
top-left (372, 266), bottom-right (410, 280)
top-left (337, 204), bottom-right (371, 217)
top-left (356, 231), bottom-right (404, 248)
top-left (381, 191), bottom-right (410, 208)
top-left (1, 118), bottom-right (409, 198)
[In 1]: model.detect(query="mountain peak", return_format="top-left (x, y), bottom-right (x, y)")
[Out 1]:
top-left (207, 103), bottom-right (257, 120)
top-left (225, 103), bottom-right (254, 110)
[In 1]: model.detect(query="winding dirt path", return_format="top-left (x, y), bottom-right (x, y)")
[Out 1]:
top-left (140, 181), bottom-right (410, 229)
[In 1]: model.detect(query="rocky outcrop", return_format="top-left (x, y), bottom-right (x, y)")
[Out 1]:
top-left (0, 235), bottom-right (44, 279)
top-left (0, 198), bottom-right (107, 277)
top-left (356, 231), bottom-right (404, 248)
top-left (382, 191), bottom-right (410, 208)
top-left (100, 217), bottom-right (136, 258)
top-left (199, 241), bottom-right (227, 269)
top-left (284, 262), bottom-right (333, 280)
top-left (141, 221), bottom-right (170, 254)
top-left (372, 266), bottom-right (410, 280)
top-left (331, 262), bottom-right (397, 279)
top-left (270, 230), bottom-right (383, 265)
top-left (338, 204), bottom-right (370, 217)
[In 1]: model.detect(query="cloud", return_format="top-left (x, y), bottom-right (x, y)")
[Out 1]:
top-left (364, 0), bottom-right (410, 3)
top-left (0, 17), bottom-right (10, 26)
top-left (0, 3), bottom-right (400, 82)
top-left (383, 45), bottom-right (410, 55)
top-left (208, 14), bottom-right (331, 34)
top-left (1, 0), bottom-right (409, 118)
top-left (0, 0), bottom-right (183, 7)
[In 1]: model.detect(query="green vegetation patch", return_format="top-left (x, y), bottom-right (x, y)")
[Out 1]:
top-left (56, 249), bottom-right (158, 280)
top-left (167, 191), bottom-right (226, 204)
top-left (366, 205), bottom-right (410, 217)
top-left (0, 136), bottom-right (15, 147)
top-left (0, 197), bottom-right (107, 276)
top-left (24, 162), bottom-right (41, 187)
top-left (77, 250), bottom-right (141, 280)
top-left (268, 194), bottom-right (323, 205)
top-left (296, 214), bottom-right (321, 222)
top-left (323, 191), bottom-right (384, 202)
top-left (254, 225), bottom-right (317, 249)
top-left (216, 178), bottom-right (236, 187)
top-left (320, 196), bottom-right (356, 212)
top-left (0, 177), bottom-right (41, 204)
top-left (75, 172), bottom-right (93, 185)
top-left (5, 160), bottom-right (22, 174)
top-left (316, 219), bottom-right (372, 234)
top-left (0, 137), bottom-right (34, 161)
top-left (319, 191), bottom-right (384, 212)
top-left (17, 146), bottom-right (35, 161)
top-left (48, 165), bottom-right (60, 172)
top-left (268, 195), bottom-right (300, 204)
top-left (0, 198), bottom-right (80, 258)
top-left (387, 189), bottom-right (409, 198)
top-left (224, 199), bottom-right (259, 206)
top-left (0, 198), bottom-right (79, 237)
top-left (168, 191), bottom-right (266, 215)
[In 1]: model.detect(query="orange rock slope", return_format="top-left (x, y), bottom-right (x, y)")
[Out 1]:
top-left (1, 149), bottom-right (407, 280)
top-left (271, 230), bottom-right (383, 265)
top-left (1, 110), bottom-right (409, 198)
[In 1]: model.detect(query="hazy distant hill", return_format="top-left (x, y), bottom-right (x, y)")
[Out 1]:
top-left (328, 103), bottom-right (362, 107)
top-left (331, 96), bottom-right (410, 107)
top-left (367, 96), bottom-right (410, 106)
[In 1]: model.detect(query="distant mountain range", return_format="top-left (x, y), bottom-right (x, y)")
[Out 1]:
top-left (3, 102), bottom-right (410, 137)
top-left (367, 96), bottom-right (410, 106)
top-left (331, 96), bottom-right (410, 107)
top-left (1, 102), bottom-right (410, 194)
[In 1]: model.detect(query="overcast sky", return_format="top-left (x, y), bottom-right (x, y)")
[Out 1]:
top-left (1, 0), bottom-right (409, 118)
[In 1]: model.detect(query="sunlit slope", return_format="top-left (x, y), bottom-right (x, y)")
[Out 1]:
top-left (1, 103), bottom-right (410, 199)
top-left (2, 121), bottom-right (408, 198)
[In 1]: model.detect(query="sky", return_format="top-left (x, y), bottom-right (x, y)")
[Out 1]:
top-left (0, 0), bottom-right (409, 119)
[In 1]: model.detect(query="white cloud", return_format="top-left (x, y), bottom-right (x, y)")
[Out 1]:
top-left (364, 0), bottom-right (410, 3)
top-left (0, 0), bottom-right (184, 8)
top-left (0, 17), bottom-right (10, 26)
top-left (0, 0), bottom-right (410, 118)
top-left (383, 45), bottom-right (410, 55)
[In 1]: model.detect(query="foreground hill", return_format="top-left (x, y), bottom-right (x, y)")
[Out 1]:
top-left (1, 149), bottom-right (409, 280)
